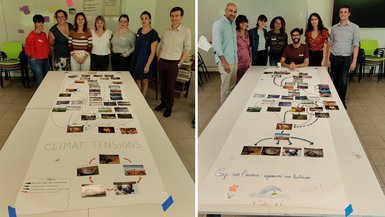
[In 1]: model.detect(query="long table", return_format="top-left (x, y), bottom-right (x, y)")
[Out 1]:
top-left (0, 71), bottom-right (194, 217)
top-left (198, 66), bottom-right (385, 216)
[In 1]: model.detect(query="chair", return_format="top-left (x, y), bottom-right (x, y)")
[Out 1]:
top-left (0, 41), bottom-right (27, 88)
top-left (359, 40), bottom-right (385, 82)
top-left (198, 52), bottom-right (210, 87)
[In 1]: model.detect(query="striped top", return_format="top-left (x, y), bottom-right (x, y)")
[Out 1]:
top-left (68, 30), bottom-right (93, 53)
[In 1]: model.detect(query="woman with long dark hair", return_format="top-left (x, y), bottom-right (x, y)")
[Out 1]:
top-left (305, 13), bottom-right (329, 66)
top-left (235, 15), bottom-right (251, 83)
top-left (267, 16), bottom-right (288, 66)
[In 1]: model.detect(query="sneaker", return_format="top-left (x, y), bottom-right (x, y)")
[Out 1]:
top-left (163, 109), bottom-right (172, 117)
top-left (155, 103), bottom-right (166, 111)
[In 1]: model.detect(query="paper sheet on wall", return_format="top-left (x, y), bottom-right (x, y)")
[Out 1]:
top-left (199, 68), bottom-right (347, 213)
top-left (15, 71), bottom-right (167, 214)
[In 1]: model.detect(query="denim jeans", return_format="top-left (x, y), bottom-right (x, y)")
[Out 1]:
top-left (269, 53), bottom-right (281, 66)
top-left (330, 54), bottom-right (351, 102)
top-left (29, 58), bottom-right (49, 86)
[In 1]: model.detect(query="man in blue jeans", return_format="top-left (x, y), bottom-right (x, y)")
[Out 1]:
top-left (327, 4), bottom-right (360, 108)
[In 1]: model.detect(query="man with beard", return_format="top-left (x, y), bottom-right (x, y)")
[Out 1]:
top-left (212, 3), bottom-right (238, 104)
top-left (280, 28), bottom-right (309, 70)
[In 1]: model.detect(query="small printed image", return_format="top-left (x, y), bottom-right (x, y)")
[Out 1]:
top-left (283, 82), bottom-right (294, 89)
top-left (75, 80), bottom-right (85, 83)
top-left (293, 78), bottom-right (303, 84)
top-left (104, 101), bottom-right (117, 106)
top-left (246, 106), bottom-right (262, 112)
top-left (263, 71), bottom-right (273, 74)
top-left (110, 93), bottom-right (122, 97)
top-left (77, 165), bottom-right (99, 176)
top-left (100, 77), bottom-right (109, 80)
top-left (109, 85), bottom-right (121, 89)
top-left (98, 126), bottom-right (115, 133)
top-left (104, 74), bottom-right (114, 78)
top-left (81, 184), bottom-right (106, 198)
top-left (302, 75), bottom-right (312, 78)
top-left (113, 182), bottom-right (136, 195)
top-left (120, 128), bottom-right (138, 134)
top-left (323, 101), bottom-right (337, 106)
top-left (101, 114), bottom-right (116, 119)
top-left (299, 72), bottom-right (308, 76)
top-left (288, 91), bottom-right (300, 97)
top-left (301, 100), bottom-right (314, 104)
top-left (241, 146), bottom-right (262, 155)
top-left (65, 88), bottom-right (77, 92)
top-left (89, 102), bottom-right (102, 106)
top-left (111, 95), bottom-right (123, 100)
top-left (315, 112), bottom-right (330, 118)
top-left (319, 89), bottom-right (331, 94)
top-left (293, 75), bottom-right (302, 79)
top-left (112, 81), bottom-right (123, 84)
top-left (267, 107), bottom-right (281, 112)
top-left (88, 79), bottom-right (98, 84)
top-left (117, 101), bottom-right (131, 106)
top-left (267, 94), bottom-right (280, 99)
top-left (276, 123), bottom-right (293, 130)
top-left (325, 105), bottom-right (339, 110)
top-left (90, 97), bottom-right (102, 102)
top-left (291, 107), bottom-right (305, 112)
top-left (278, 101), bottom-right (291, 107)
top-left (115, 107), bottom-right (129, 112)
top-left (304, 148), bottom-right (324, 158)
top-left (123, 164), bottom-right (146, 176)
top-left (93, 74), bottom-right (102, 77)
top-left (89, 88), bottom-right (101, 93)
top-left (88, 83), bottom-right (99, 88)
top-left (293, 114), bottom-right (307, 120)
top-left (261, 147), bottom-right (281, 156)
top-left (56, 100), bottom-right (70, 105)
top-left (262, 99), bottom-right (276, 105)
top-left (282, 147), bottom-right (301, 157)
top-left (81, 74), bottom-right (91, 78)
top-left (274, 132), bottom-right (290, 140)
top-left (67, 125), bottom-right (84, 133)
top-left (59, 93), bottom-right (71, 97)
top-left (71, 100), bottom-right (84, 105)
top-left (52, 107), bottom-right (67, 112)
top-left (271, 74), bottom-right (281, 78)
top-left (98, 107), bottom-right (112, 112)
top-left (297, 83), bottom-right (308, 89)
top-left (89, 92), bottom-right (100, 97)
top-left (281, 95), bottom-right (293, 100)
top-left (110, 89), bottom-right (122, 93)
top-left (68, 75), bottom-right (78, 78)
top-left (99, 154), bottom-right (120, 164)
top-left (309, 106), bottom-right (323, 112)
top-left (320, 92), bottom-right (332, 97)
top-left (295, 96), bottom-right (308, 100)
top-left (111, 77), bottom-right (121, 80)
top-left (117, 113), bottom-right (133, 119)
top-left (81, 115), bottom-right (96, 120)
top-left (67, 105), bottom-right (81, 111)
top-left (318, 84), bottom-right (329, 89)
top-left (253, 94), bottom-right (266, 98)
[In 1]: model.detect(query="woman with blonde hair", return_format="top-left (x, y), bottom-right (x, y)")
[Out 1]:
top-left (91, 15), bottom-right (112, 71)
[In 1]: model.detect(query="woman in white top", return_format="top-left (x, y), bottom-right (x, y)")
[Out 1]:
top-left (110, 14), bottom-right (136, 71)
top-left (91, 15), bottom-right (112, 71)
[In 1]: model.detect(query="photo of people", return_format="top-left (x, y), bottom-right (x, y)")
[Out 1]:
top-left (99, 154), bottom-right (120, 164)
top-left (282, 147), bottom-right (301, 157)
top-left (81, 184), bottom-right (106, 198)
top-left (113, 182), bottom-right (136, 195)
top-left (241, 146), bottom-right (262, 155)
top-left (123, 165), bottom-right (146, 176)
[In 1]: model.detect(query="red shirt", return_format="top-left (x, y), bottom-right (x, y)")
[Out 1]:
top-left (305, 29), bottom-right (329, 51)
top-left (25, 31), bottom-right (50, 60)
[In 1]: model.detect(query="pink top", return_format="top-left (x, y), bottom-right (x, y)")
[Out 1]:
top-left (237, 30), bottom-right (251, 69)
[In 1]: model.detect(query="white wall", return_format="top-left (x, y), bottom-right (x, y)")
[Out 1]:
top-left (199, 0), bottom-right (385, 69)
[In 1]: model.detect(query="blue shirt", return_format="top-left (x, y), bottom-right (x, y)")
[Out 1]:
top-left (329, 20), bottom-right (360, 56)
top-left (212, 16), bottom-right (237, 64)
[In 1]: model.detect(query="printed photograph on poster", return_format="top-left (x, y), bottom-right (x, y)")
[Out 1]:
top-left (261, 147), bottom-right (281, 156)
top-left (98, 127), bottom-right (115, 133)
top-left (276, 123), bottom-right (293, 130)
top-left (282, 147), bottom-right (301, 157)
top-left (246, 106), bottom-right (261, 112)
top-left (77, 166), bottom-right (99, 176)
top-left (293, 114), bottom-right (307, 120)
top-left (124, 165), bottom-right (146, 176)
top-left (52, 107), bottom-right (67, 112)
top-left (267, 107), bottom-right (281, 112)
top-left (81, 184), bottom-right (106, 198)
top-left (99, 154), bottom-right (120, 164)
top-left (315, 112), bottom-right (330, 118)
top-left (304, 148), bottom-right (324, 158)
top-left (120, 128), bottom-right (138, 134)
top-left (113, 182), bottom-right (136, 195)
top-left (81, 115), bottom-right (96, 120)
top-left (67, 125), bottom-right (84, 133)
top-left (241, 146), bottom-right (262, 155)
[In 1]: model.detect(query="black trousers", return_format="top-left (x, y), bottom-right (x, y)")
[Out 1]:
top-left (111, 52), bottom-right (131, 71)
top-left (309, 50), bottom-right (323, 66)
top-left (90, 54), bottom-right (110, 71)
top-left (252, 50), bottom-right (268, 66)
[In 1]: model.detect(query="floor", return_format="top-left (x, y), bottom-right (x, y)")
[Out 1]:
top-left (198, 71), bottom-right (385, 217)
top-left (0, 76), bottom-right (195, 181)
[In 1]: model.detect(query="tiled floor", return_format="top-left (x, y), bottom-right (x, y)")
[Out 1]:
top-left (0, 77), bottom-right (195, 181)
top-left (198, 71), bottom-right (385, 217)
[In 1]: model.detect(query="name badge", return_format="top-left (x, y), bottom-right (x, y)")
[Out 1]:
top-left (299, 54), bottom-right (304, 57)
top-left (81, 36), bottom-right (85, 38)
top-left (38, 39), bottom-right (43, 43)
top-left (271, 37), bottom-right (277, 41)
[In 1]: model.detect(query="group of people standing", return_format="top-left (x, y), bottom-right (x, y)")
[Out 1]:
top-left (212, 3), bottom-right (359, 107)
top-left (24, 6), bottom-right (191, 117)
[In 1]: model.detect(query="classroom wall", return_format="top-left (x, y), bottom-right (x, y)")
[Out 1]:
top-left (198, 0), bottom-right (385, 69)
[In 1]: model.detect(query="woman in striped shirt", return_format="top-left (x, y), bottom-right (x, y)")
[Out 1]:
top-left (68, 12), bottom-right (92, 71)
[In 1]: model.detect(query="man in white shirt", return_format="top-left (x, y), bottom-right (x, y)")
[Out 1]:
top-left (156, 7), bottom-right (192, 117)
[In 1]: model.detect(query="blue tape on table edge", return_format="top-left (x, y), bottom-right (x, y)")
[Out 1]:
top-left (8, 206), bottom-right (16, 217)
top-left (345, 204), bottom-right (353, 217)
top-left (162, 196), bottom-right (174, 212)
